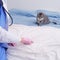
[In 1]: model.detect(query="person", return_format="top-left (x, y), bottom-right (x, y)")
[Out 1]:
top-left (0, 0), bottom-right (33, 60)
top-left (0, 0), bottom-right (18, 60)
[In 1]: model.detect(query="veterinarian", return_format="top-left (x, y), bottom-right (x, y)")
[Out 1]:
top-left (0, 0), bottom-right (14, 60)
top-left (0, 0), bottom-right (33, 60)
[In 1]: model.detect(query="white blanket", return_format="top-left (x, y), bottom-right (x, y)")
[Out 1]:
top-left (7, 24), bottom-right (60, 60)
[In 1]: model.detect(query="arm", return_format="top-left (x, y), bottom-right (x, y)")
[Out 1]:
top-left (0, 26), bottom-right (20, 43)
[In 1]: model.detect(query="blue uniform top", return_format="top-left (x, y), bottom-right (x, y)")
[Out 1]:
top-left (0, 0), bottom-right (8, 60)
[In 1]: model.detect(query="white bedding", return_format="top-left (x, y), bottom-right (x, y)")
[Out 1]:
top-left (7, 24), bottom-right (60, 60)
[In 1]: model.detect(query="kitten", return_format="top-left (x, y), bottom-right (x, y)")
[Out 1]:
top-left (36, 12), bottom-right (50, 26)
top-left (36, 12), bottom-right (57, 26)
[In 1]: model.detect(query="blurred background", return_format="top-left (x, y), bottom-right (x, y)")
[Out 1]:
top-left (7, 0), bottom-right (60, 12)
top-left (7, 0), bottom-right (60, 26)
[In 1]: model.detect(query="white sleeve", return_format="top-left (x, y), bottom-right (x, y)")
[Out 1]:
top-left (0, 26), bottom-right (20, 43)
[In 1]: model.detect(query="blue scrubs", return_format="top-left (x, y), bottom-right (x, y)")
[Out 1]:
top-left (0, 1), bottom-right (8, 60)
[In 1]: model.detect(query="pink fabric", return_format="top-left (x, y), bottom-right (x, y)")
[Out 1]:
top-left (21, 37), bottom-right (33, 45)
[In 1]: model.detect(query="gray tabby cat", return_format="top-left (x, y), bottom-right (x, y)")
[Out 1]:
top-left (36, 12), bottom-right (57, 26)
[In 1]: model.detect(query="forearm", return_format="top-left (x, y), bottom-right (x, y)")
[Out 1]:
top-left (0, 26), bottom-right (20, 43)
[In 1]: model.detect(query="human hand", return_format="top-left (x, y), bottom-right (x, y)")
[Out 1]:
top-left (20, 37), bottom-right (33, 45)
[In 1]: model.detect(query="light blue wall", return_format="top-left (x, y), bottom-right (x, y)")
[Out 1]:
top-left (8, 0), bottom-right (60, 12)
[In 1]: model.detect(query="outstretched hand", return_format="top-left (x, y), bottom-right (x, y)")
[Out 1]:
top-left (8, 37), bottom-right (33, 46)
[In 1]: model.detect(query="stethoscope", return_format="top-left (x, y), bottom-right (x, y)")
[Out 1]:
top-left (0, 0), bottom-right (13, 26)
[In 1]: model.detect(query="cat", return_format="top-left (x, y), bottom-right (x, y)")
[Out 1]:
top-left (36, 12), bottom-right (57, 26)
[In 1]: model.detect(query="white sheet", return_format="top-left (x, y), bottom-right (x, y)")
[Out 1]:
top-left (7, 24), bottom-right (60, 60)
